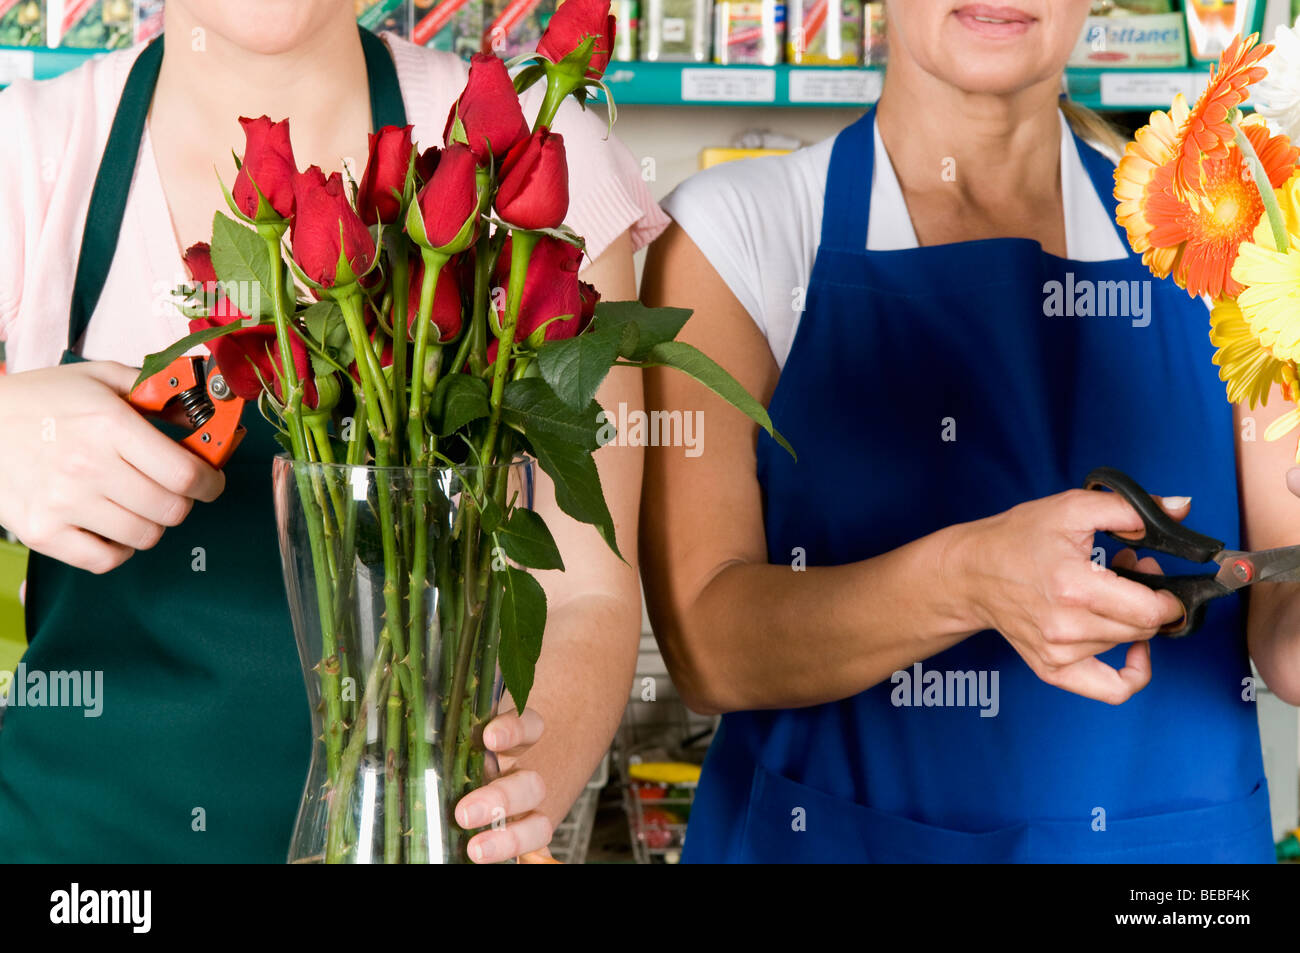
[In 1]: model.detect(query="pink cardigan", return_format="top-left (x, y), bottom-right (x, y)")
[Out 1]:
top-left (0, 34), bottom-right (669, 374)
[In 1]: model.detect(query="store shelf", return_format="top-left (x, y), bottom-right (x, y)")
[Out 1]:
top-left (1, 44), bottom-right (1220, 112)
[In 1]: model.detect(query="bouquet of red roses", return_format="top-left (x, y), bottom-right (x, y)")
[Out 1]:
top-left (138, 1), bottom-right (788, 863)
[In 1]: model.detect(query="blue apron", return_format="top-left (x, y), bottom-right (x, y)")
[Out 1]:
top-left (683, 109), bottom-right (1275, 864)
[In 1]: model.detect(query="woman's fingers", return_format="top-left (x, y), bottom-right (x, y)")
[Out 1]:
top-left (455, 768), bottom-right (552, 864)
top-left (1041, 640), bottom-right (1152, 705)
top-left (455, 768), bottom-right (546, 830)
top-left (482, 707), bottom-right (544, 756)
top-left (75, 496), bottom-right (165, 552)
top-left (40, 527), bottom-right (134, 575)
top-left (113, 404), bottom-right (225, 503)
top-left (465, 811), bottom-right (555, 865)
top-left (101, 458), bottom-right (194, 528)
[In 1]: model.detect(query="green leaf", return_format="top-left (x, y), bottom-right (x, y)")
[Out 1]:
top-left (208, 212), bottom-right (283, 320)
top-left (301, 301), bottom-right (347, 350)
top-left (497, 566), bottom-right (547, 713)
top-left (524, 429), bottom-right (621, 560)
top-left (641, 341), bottom-right (795, 459)
top-left (591, 300), bottom-right (692, 361)
top-left (132, 319), bottom-right (271, 389)
top-left (431, 374), bottom-right (490, 437)
top-left (535, 325), bottom-right (623, 413)
top-left (495, 508), bottom-right (564, 571)
top-left (479, 494), bottom-right (503, 535)
top-left (501, 377), bottom-right (603, 451)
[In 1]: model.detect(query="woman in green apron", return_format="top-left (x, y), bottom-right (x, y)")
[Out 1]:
top-left (0, 0), bottom-right (654, 862)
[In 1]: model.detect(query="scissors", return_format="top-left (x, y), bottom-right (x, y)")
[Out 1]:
top-left (1084, 467), bottom-right (1300, 637)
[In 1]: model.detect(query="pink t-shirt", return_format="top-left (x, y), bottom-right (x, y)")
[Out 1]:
top-left (0, 33), bottom-right (669, 374)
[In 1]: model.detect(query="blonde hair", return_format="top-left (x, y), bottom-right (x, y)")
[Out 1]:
top-left (1060, 98), bottom-right (1128, 162)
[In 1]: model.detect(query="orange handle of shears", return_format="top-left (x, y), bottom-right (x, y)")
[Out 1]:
top-left (128, 356), bottom-right (247, 468)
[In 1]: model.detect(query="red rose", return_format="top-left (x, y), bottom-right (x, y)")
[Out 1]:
top-left (537, 0), bottom-right (616, 80)
top-left (415, 146), bottom-right (440, 185)
top-left (577, 279), bottom-right (600, 334)
top-left (487, 236), bottom-right (585, 364)
top-left (183, 242), bottom-right (318, 407)
top-left (357, 124), bottom-right (414, 226)
top-left (495, 128), bottom-right (569, 230)
top-left (232, 116), bottom-right (297, 221)
top-left (290, 165), bottom-right (376, 288)
top-left (444, 53), bottom-right (529, 163)
top-left (407, 253), bottom-right (464, 343)
top-left (407, 143), bottom-right (480, 253)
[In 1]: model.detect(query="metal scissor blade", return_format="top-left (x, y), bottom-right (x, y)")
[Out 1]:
top-left (1214, 545), bottom-right (1300, 590)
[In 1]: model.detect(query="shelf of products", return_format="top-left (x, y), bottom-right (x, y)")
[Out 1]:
top-left (0, 44), bottom-right (1222, 111)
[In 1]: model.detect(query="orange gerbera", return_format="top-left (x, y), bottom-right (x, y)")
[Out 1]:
top-left (1143, 120), bottom-right (1298, 298)
top-left (1172, 33), bottom-right (1272, 198)
top-left (1114, 32), bottom-right (1299, 299)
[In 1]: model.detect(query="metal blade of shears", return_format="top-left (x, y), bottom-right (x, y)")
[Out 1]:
top-left (1213, 545), bottom-right (1300, 590)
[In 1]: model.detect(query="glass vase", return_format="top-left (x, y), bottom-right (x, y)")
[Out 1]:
top-left (273, 456), bottom-right (534, 863)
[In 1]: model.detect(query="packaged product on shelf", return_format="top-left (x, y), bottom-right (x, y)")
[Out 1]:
top-left (1069, 0), bottom-right (1188, 68)
top-left (56, 0), bottom-right (133, 48)
top-left (134, 0), bottom-right (161, 43)
top-left (0, 1), bottom-right (45, 46)
top-left (1185, 0), bottom-right (1263, 62)
top-left (639, 0), bottom-right (711, 62)
top-left (787, 0), bottom-right (860, 66)
top-left (355, 0), bottom-right (412, 39)
top-left (862, 0), bottom-right (886, 66)
top-left (412, 0), bottom-right (484, 57)
top-left (612, 0), bottom-right (637, 60)
top-left (713, 0), bottom-right (784, 66)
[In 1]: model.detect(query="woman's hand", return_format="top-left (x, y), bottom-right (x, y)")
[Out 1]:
top-left (453, 707), bottom-right (552, 864)
top-left (952, 488), bottom-right (1188, 705)
top-left (0, 361), bottom-right (225, 572)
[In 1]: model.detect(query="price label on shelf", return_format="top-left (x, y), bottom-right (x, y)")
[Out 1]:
top-left (1098, 71), bottom-right (1207, 108)
top-left (788, 69), bottom-right (882, 104)
top-left (0, 49), bottom-right (35, 86)
top-left (680, 68), bottom-right (777, 103)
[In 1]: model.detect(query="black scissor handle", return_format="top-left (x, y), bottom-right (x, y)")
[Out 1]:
top-left (1108, 568), bottom-right (1229, 638)
top-left (1083, 467), bottom-right (1224, 563)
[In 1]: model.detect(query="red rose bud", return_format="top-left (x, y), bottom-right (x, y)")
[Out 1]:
top-left (357, 124), bottom-right (414, 226)
top-left (233, 116), bottom-right (297, 221)
top-left (444, 53), bottom-right (529, 163)
top-left (407, 253), bottom-right (464, 343)
top-left (495, 128), bottom-right (569, 230)
top-left (407, 143), bottom-right (480, 253)
top-left (537, 0), bottom-right (616, 80)
top-left (577, 279), bottom-right (600, 334)
top-left (415, 146), bottom-right (440, 185)
top-left (494, 235), bottom-right (584, 343)
top-left (291, 165), bottom-right (377, 288)
top-left (183, 242), bottom-right (219, 285)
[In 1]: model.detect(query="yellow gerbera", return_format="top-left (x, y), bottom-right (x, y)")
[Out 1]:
top-left (1209, 297), bottom-right (1287, 408)
top-left (1231, 238), bottom-right (1300, 363)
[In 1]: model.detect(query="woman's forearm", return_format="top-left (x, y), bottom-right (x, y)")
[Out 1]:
top-left (651, 522), bottom-right (986, 715)
top-left (502, 593), bottom-right (640, 831)
top-left (1247, 584), bottom-right (1300, 704)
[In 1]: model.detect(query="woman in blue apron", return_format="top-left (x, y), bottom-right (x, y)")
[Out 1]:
top-left (641, 1), bottom-right (1297, 862)
top-left (0, 1), bottom-right (655, 862)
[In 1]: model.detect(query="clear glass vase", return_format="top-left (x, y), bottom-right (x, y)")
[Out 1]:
top-left (273, 456), bottom-right (534, 863)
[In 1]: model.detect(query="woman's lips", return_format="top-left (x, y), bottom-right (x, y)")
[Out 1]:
top-left (953, 4), bottom-right (1035, 38)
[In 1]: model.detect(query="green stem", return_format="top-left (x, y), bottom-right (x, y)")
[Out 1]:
top-left (384, 673), bottom-right (403, 864)
top-left (326, 634), bottom-right (393, 862)
top-left (1233, 114), bottom-right (1290, 254)
top-left (479, 231), bottom-right (537, 497)
top-left (390, 250), bottom-right (411, 453)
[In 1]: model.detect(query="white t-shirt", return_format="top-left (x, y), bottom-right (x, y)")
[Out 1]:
top-left (661, 112), bottom-right (1130, 370)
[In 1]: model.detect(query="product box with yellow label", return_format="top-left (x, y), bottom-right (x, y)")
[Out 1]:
top-left (1069, 12), bottom-right (1188, 68)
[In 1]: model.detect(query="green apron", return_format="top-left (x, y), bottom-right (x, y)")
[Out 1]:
top-left (0, 28), bottom-right (407, 862)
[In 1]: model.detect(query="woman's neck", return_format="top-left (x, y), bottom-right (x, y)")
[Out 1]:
top-left (152, 8), bottom-right (371, 172)
top-left (876, 53), bottom-right (1063, 206)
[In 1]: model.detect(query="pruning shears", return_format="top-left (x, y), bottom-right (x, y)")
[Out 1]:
top-left (1084, 467), bottom-right (1300, 637)
top-left (128, 356), bottom-right (246, 467)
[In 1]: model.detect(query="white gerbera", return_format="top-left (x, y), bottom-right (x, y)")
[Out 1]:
top-left (1254, 17), bottom-right (1300, 141)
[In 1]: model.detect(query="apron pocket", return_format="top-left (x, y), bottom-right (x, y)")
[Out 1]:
top-left (738, 764), bottom-right (1029, 863)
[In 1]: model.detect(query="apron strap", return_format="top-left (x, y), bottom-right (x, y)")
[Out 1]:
top-left (64, 36), bottom-right (165, 360)
top-left (64, 27), bottom-right (406, 362)
top-left (1070, 128), bottom-right (1139, 253)
top-left (819, 107), bottom-right (877, 254)
top-left (360, 27), bottom-right (408, 131)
